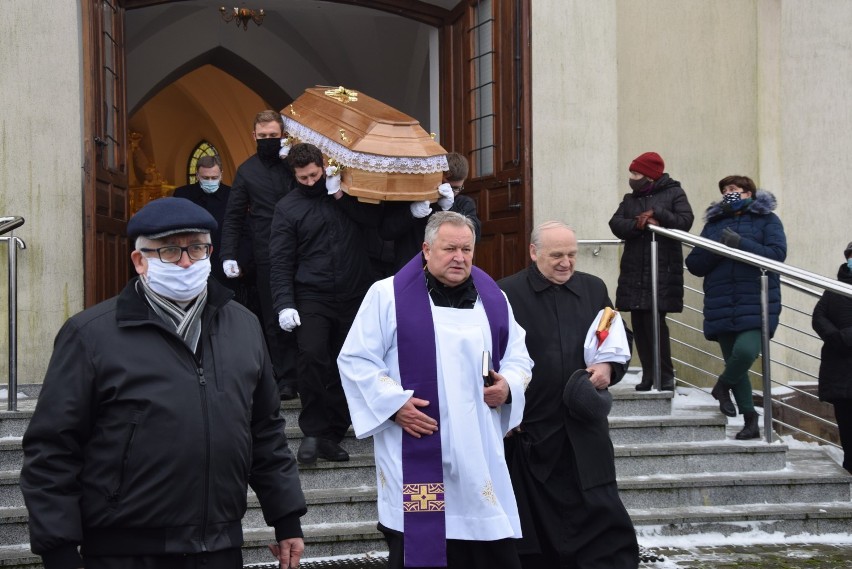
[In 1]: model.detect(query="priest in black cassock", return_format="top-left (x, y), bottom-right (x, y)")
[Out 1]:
top-left (499, 221), bottom-right (639, 569)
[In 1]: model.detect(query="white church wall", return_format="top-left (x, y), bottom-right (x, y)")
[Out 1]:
top-left (0, 0), bottom-right (84, 386)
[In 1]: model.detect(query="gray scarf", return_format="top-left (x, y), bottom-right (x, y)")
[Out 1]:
top-left (137, 278), bottom-right (207, 354)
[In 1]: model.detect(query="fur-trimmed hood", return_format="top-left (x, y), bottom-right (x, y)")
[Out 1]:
top-left (704, 190), bottom-right (778, 222)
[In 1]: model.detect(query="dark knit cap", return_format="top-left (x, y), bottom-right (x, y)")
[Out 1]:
top-left (562, 368), bottom-right (613, 421)
top-left (845, 242), bottom-right (852, 259)
top-left (127, 197), bottom-right (217, 241)
top-left (629, 152), bottom-right (665, 180)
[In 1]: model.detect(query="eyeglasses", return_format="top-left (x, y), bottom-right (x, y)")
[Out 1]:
top-left (140, 244), bottom-right (211, 264)
top-left (451, 185), bottom-right (464, 194)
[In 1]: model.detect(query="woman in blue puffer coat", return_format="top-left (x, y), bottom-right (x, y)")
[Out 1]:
top-left (685, 175), bottom-right (787, 440)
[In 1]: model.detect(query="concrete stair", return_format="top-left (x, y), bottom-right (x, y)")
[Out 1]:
top-left (2, 370), bottom-right (852, 567)
top-left (611, 374), bottom-right (852, 543)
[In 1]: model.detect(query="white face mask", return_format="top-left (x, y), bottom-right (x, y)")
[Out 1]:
top-left (143, 257), bottom-right (211, 302)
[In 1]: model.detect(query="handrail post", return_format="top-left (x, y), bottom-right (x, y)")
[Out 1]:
top-left (1, 233), bottom-right (26, 411)
top-left (759, 269), bottom-right (773, 443)
top-left (650, 234), bottom-right (661, 390)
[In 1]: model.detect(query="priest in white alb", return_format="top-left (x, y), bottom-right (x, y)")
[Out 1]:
top-left (338, 211), bottom-right (532, 569)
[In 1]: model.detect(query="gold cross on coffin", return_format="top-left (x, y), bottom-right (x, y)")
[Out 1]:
top-left (324, 86), bottom-right (359, 103)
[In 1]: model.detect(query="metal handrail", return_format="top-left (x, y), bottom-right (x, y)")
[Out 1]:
top-left (1, 216), bottom-right (26, 411)
top-left (577, 230), bottom-right (843, 447)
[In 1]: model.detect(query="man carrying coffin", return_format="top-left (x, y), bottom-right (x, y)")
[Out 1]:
top-left (338, 211), bottom-right (532, 569)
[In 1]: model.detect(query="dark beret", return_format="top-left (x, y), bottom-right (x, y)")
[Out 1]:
top-left (562, 368), bottom-right (613, 421)
top-left (127, 197), bottom-right (217, 241)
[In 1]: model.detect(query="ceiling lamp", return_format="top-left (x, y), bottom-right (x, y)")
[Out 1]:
top-left (219, 5), bottom-right (265, 31)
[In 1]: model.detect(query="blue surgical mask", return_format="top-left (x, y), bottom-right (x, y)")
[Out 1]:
top-left (846, 258), bottom-right (852, 271)
top-left (199, 179), bottom-right (220, 194)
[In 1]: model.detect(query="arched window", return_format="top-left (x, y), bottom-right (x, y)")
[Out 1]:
top-left (186, 141), bottom-right (219, 184)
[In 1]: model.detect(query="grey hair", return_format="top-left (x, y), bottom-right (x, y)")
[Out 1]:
top-left (135, 235), bottom-right (153, 251)
top-left (424, 211), bottom-right (476, 246)
top-left (530, 221), bottom-right (574, 249)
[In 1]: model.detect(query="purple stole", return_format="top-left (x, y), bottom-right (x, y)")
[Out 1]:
top-left (393, 254), bottom-right (509, 567)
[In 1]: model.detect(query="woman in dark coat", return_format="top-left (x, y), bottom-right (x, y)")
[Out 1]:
top-left (811, 242), bottom-right (852, 473)
top-left (609, 152), bottom-right (694, 391)
top-left (685, 175), bottom-right (787, 440)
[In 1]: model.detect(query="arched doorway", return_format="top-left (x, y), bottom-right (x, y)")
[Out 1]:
top-left (83, 0), bottom-right (531, 304)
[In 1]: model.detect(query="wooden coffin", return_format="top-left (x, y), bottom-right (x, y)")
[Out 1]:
top-left (281, 86), bottom-right (448, 202)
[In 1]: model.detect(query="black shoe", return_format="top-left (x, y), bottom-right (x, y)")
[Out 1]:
top-left (297, 436), bottom-right (318, 464)
top-left (735, 411), bottom-right (761, 440)
top-left (279, 384), bottom-right (299, 401)
top-left (635, 381), bottom-right (653, 392)
top-left (711, 380), bottom-right (737, 417)
top-left (660, 380), bottom-right (675, 391)
top-left (317, 438), bottom-right (350, 462)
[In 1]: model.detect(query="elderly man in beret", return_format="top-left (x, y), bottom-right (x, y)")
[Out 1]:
top-left (21, 197), bottom-right (306, 569)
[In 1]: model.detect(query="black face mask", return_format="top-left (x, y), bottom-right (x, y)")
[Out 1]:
top-left (298, 175), bottom-right (327, 198)
top-left (256, 138), bottom-right (281, 162)
top-left (629, 177), bottom-right (652, 193)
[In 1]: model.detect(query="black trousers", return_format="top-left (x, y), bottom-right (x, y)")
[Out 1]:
top-left (833, 399), bottom-right (852, 474)
top-left (630, 310), bottom-right (674, 385)
top-left (378, 523), bottom-right (522, 569)
top-left (83, 548), bottom-right (242, 569)
top-left (256, 263), bottom-right (298, 393)
top-left (295, 297), bottom-right (358, 441)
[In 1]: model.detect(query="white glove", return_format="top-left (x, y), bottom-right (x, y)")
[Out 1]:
top-left (223, 260), bottom-right (241, 278)
top-left (325, 166), bottom-right (341, 194)
top-left (410, 200), bottom-right (432, 219)
top-left (437, 183), bottom-right (455, 211)
top-left (279, 140), bottom-right (291, 158)
top-left (278, 308), bottom-right (301, 332)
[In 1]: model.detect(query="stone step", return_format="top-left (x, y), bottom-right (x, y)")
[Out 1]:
top-left (0, 470), bottom-right (21, 509)
top-left (608, 412), bottom-right (727, 445)
top-left (243, 522), bottom-right (386, 565)
top-left (609, 388), bottom-right (673, 417)
top-left (631, 501), bottom-right (852, 538)
top-left (0, 545), bottom-right (39, 569)
top-left (0, 486), bottom-right (382, 549)
top-left (244, 487), bottom-right (378, 528)
top-left (618, 449), bottom-right (852, 509)
top-left (0, 411), bottom-right (30, 438)
top-left (614, 440), bottom-right (788, 476)
top-left (285, 427), bottom-right (374, 457)
top-left (0, 441), bottom-right (22, 474)
top-left (0, 507), bottom-right (27, 549)
top-left (297, 455), bottom-right (376, 491)
top-left (0, 521), bottom-right (388, 569)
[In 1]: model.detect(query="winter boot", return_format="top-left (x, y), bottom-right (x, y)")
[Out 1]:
top-left (736, 411), bottom-right (761, 440)
top-left (711, 380), bottom-right (737, 417)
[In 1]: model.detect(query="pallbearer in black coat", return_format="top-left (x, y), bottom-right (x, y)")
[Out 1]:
top-left (499, 221), bottom-right (639, 569)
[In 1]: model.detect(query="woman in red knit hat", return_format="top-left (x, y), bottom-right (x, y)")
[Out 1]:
top-left (608, 152), bottom-right (694, 391)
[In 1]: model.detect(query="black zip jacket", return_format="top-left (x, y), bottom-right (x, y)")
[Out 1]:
top-left (379, 195), bottom-right (481, 271)
top-left (269, 187), bottom-right (381, 311)
top-left (21, 278), bottom-right (306, 569)
top-left (220, 154), bottom-right (295, 264)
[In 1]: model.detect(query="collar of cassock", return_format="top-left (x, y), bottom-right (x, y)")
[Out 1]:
top-left (425, 270), bottom-right (478, 309)
top-left (393, 254), bottom-right (510, 567)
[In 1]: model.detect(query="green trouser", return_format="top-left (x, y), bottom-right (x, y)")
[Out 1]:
top-left (716, 329), bottom-right (761, 414)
